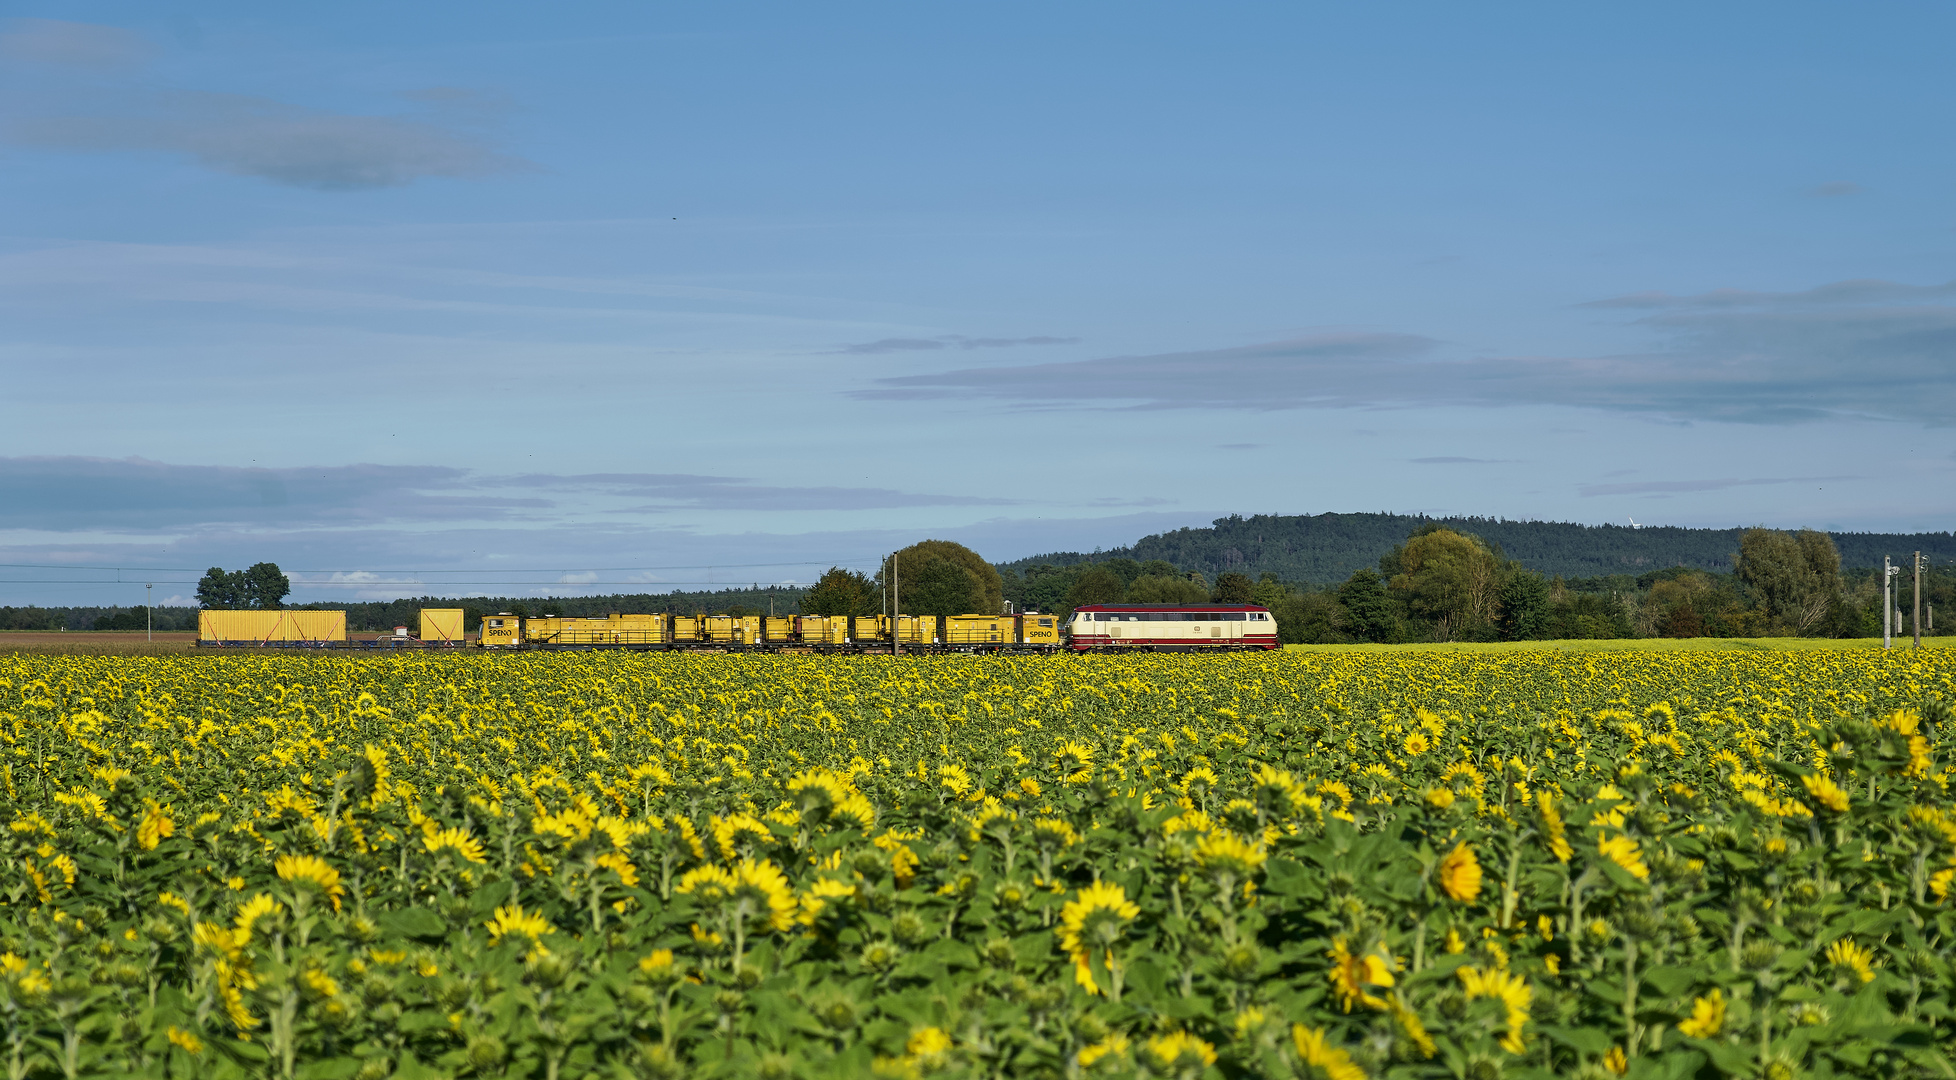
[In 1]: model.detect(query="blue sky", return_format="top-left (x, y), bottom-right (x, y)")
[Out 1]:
top-left (3, 2), bottom-right (1953, 606)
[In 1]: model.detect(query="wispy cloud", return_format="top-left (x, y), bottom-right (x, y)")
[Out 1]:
top-left (1577, 475), bottom-right (1857, 497)
top-left (955, 336), bottom-right (1077, 349)
top-left (488, 472), bottom-right (1018, 512)
top-left (854, 278), bottom-right (1956, 425)
top-left (1581, 278), bottom-right (1956, 310)
top-left (856, 332), bottom-right (1437, 409)
top-left (0, 18), bottom-right (148, 67)
top-left (1809, 181), bottom-right (1862, 197)
top-left (1411, 457), bottom-right (1515, 464)
top-left (834, 335), bottom-right (1077, 355)
top-left (0, 457), bottom-right (1014, 533)
top-left (7, 90), bottom-right (526, 190)
top-left (839, 337), bottom-right (947, 354)
top-left (0, 457), bottom-right (531, 531)
top-left (0, 20), bottom-right (526, 189)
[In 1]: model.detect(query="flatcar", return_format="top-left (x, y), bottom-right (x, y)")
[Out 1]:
top-left (477, 610), bottom-right (1063, 653)
top-left (1063, 603), bottom-right (1279, 651)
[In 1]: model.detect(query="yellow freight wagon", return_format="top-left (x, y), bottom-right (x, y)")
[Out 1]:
top-left (420, 608), bottom-right (465, 644)
top-left (794, 615), bottom-right (850, 646)
top-left (592, 613), bottom-right (663, 646)
top-left (670, 616), bottom-right (702, 644)
top-left (940, 612), bottom-right (1060, 651)
top-left (1018, 613), bottom-right (1061, 648)
top-left (527, 614), bottom-right (665, 647)
top-left (761, 616), bottom-right (796, 645)
top-left (700, 615), bottom-right (761, 645)
top-left (945, 614), bottom-right (1009, 647)
top-left (853, 614), bottom-right (887, 644)
top-left (846, 614), bottom-right (932, 648)
top-left (480, 613), bottom-right (523, 647)
top-left (516, 616), bottom-right (564, 644)
top-left (199, 610), bottom-right (347, 644)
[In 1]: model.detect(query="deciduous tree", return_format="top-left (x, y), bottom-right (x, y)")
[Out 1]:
top-left (1735, 528), bottom-right (1841, 635)
top-left (196, 567), bottom-right (248, 610)
top-left (1126, 575), bottom-right (1207, 603)
top-left (882, 540), bottom-right (1003, 615)
top-left (904, 557), bottom-right (982, 616)
top-left (1387, 528), bottom-right (1500, 641)
top-left (1066, 566), bottom-right (1126, 610)
top-left (801, 567), bottom-right (878, 616)
top-left (1210, 572), bottom-right (1256, 603)
top-left (198, 563), bottom-right (290, 609)
top-left (1499, 572), bottom-right (1551, 641)
top-left (245, 562), bottom-right (290, 609)
top-left (1337, 569), bottom-right (1396, 643)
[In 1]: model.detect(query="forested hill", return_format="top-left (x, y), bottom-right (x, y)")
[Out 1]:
top-left (1000, 513), bottom-right (1956, 585)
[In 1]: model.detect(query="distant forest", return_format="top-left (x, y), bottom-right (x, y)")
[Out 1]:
top-left (1000, 512), bottom-right (1956, 584)
top-left (0, 606), bottom-right (200, 633)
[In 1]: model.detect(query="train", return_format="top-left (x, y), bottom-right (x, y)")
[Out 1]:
top-left (197, 602), bottom-right (1279, 653)
top-left (479, 610), bottom-right (1063, 652)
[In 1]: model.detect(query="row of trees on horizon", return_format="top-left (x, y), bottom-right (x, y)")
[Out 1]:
top-left (1003, 525), bottom-right (1950, 643)
top-left (10, 527), bottom-right (1945, 641)
top-left (808, 529), bottom-right (1952, 643)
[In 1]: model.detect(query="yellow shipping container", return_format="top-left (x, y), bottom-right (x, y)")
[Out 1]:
top-left (420, 609), bottom-right (465, 644)
top-left (199, 610), bottom-right (347, 643)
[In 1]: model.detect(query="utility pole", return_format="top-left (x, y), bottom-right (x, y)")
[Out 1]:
top-left (1915, 551), bottom-right (1924, 649)
top-left (146, 582), bottom-right (152, 643)
top-left (1883, 557), bottom-right (1894, 649)
top-left (891, 552), bottom-right (901, 657)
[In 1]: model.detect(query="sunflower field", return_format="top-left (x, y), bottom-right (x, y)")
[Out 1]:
top-left (4, 648), bottom-right (1956, 1080)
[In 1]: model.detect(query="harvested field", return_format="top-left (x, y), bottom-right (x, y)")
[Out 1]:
top-left (0, 631), bottom-right (197, 655)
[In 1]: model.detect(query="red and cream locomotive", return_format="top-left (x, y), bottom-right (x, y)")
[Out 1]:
top-left (1063, 603), bottom-right (1279, 651)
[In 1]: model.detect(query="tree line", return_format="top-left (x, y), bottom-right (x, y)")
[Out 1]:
top-left (25, 528), bottom-right (1945, 641)
top-left (0, 606), bottom-right (200, 633)
top-left (1001, 512), bottom-right (1956, 585)
top-left (1001, 525), bottom-right (1952, 643)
